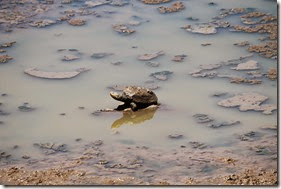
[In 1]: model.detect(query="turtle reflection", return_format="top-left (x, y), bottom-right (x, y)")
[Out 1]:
top-left (111, 106), bottom-right (158, 128)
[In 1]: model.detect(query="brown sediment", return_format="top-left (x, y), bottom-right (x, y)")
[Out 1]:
top-left (158, 2), bottom-right (185, 14)
top-left (266, 68), bottom-right (277, 80)
top-left (241, 11), bottom-right (266, 18)
top-left (247, 41), bottom-right (277, 58)
top-left (68, 19), bottom-right (86, 26)
top-left (141, 0), bottom-right (171, 5)
top-left (232, 23), bottom-right (277, 40)
top-left (112, 24), bottom-right (135, 35)
top-left (240, 12), bottom-right (277, 25)
top-left (0, 162), bottom-right (277, 185)
top-left (0, 55), bottom-right (13, 63)
top-left (0, 41), bottom-right (16, 48)
top-left (233, 41), bottom-right (250, 47)
top-left (183, 169), bottom-right (277, 185)
top-left (229, 77), bottom-right (262, 85)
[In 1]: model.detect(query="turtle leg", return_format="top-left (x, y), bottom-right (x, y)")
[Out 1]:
top-left (115, 103), bottom-right (129, 111)
top-left (130, 102), bottom-right (138, 111)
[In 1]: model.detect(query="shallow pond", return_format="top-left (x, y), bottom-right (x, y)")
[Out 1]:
top-left (0, 0), bottom-right (277, 165)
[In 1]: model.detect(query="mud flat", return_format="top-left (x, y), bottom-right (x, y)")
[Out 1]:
top-left (0, 128), bottom-right (277, 185)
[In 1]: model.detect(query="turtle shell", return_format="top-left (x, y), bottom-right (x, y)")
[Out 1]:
top-left (123, 86), bottom-right (158, 104)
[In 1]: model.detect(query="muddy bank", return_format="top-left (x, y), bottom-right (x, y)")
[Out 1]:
top-left (0, 166), bottom-right (277, 185)
top-left (0, 127), bottom-right (277, 185)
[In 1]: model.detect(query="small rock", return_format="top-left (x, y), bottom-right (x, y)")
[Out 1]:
top-left (217, 8), bottom-right (247, 19)
top-left (150, 70), bottom-right (173, 81)
top-left (60, 113), bottom-right (66, 116)
top-left (260, 124), bottom-right (277, 131)
top-left (199, 64), bottom-right (221, 70)
top-left (158, 1), bottom-right (185, 14)
top-left (78, 106), bottom-right (85, 110)
top-left (68, 19), bottom-right (86, 26)
top-left (146, 61), bottom-right (160, 67)
top-left (33, 142), bottom-right (68, 155)
top-left (266, 68), bottom-right (277, 80)
top-left (212, 92), bottom-right (227, 97)
top-left (0, 55), bottom-right (13, 63)
top-left (229, 77), bottom-right (262, 85)
top-left (24, 67), bottom-right (90, 79)
top-left (238, 131), bottom-right (262, 142)
top-left (181, 24), bottom-right (217, 35)
top-left (85, 0), bottom-right (111, 8)
top-left (191, 71), bottom-right (217, 78)
top-left (30, 19), bottom-right (56, 28)
top-left (189, 141), bottom-right (209, 149)
top-left (92, 140), bottom-right (103, 146)
top-left (75, 138), bottom-right (82, 142)
top-left (141, 0), bottom-right (171, 4)
top-left (110, 0), bottom-right (129, 6)
top-left (61, 0), bottom-right (72, 4)
top-left (18, 103), bottom-right (35, 112)
top-left (231, 60), bottom-right (259, 70)
top-left (91, 110), bottom-right (102, 116)
top-left (98, 159), bottom-right (109, 165)
top-left (128, 20), bottom-right (141, 26)
top-left (22, 155), bottom-right (30, 159)
top-left (0, 41), bottom-right (16, 48)
top-left (254, 146), bottom-right (274, 156)
top-left (111, 61), bottom-right (123, 65)
top-left (206, 120), bottom-right (240, 128)
top-left (168, 134), bottom-right (183, 139)
top-left (208, 2), bottom-right (217, 6)
top-left (201, 43), bottom-right (212, 46)
top-left (138, 51), bottom-right (164, 61)
top-left (193, 114), bottom-right (213, 123)
top-left (91, 52), bottom-right (113, 59)
top-left (217, 92), bottom-right (276, 115)
top-left (57, 49), bottom-right (66, 52)
top-left (221, 54), bottom-right (254, 66)
top-left (69, 49), bottom-right (78, 52)
top-left (247, 41), bottom-right (277, 58)
top-left (0, 151), bottom-right (11, 159)
top-left (112, 24), bottom-right (135, 35)
top-left (172, 54), bottom-right (187, 62)
top-left (234, 41), bottom-right (250, 47)
top-left (246, 70), bottom-right (263, 78)
top-left (0, 110), bottom-right (10, 116)
top-left (186, 17), bottom-right (199, 21)
top-left (62, 54), bottom-right (80, 61)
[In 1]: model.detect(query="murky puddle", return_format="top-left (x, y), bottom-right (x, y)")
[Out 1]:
top-left (0, 0), bottom-right (277, 185)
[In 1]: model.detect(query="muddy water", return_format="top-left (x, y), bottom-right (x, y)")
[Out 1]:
top-left (0, 0), bottom-right (277, 162)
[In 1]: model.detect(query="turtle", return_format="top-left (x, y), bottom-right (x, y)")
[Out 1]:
top-left (110, 86), bottom-right (158, 111)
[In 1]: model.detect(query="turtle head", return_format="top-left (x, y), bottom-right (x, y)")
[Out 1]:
top-left (110, 91), bottom-right (128, 102)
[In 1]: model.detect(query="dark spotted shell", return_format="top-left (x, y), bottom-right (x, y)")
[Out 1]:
top-left (123, 86), bottom-right (158, 104)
